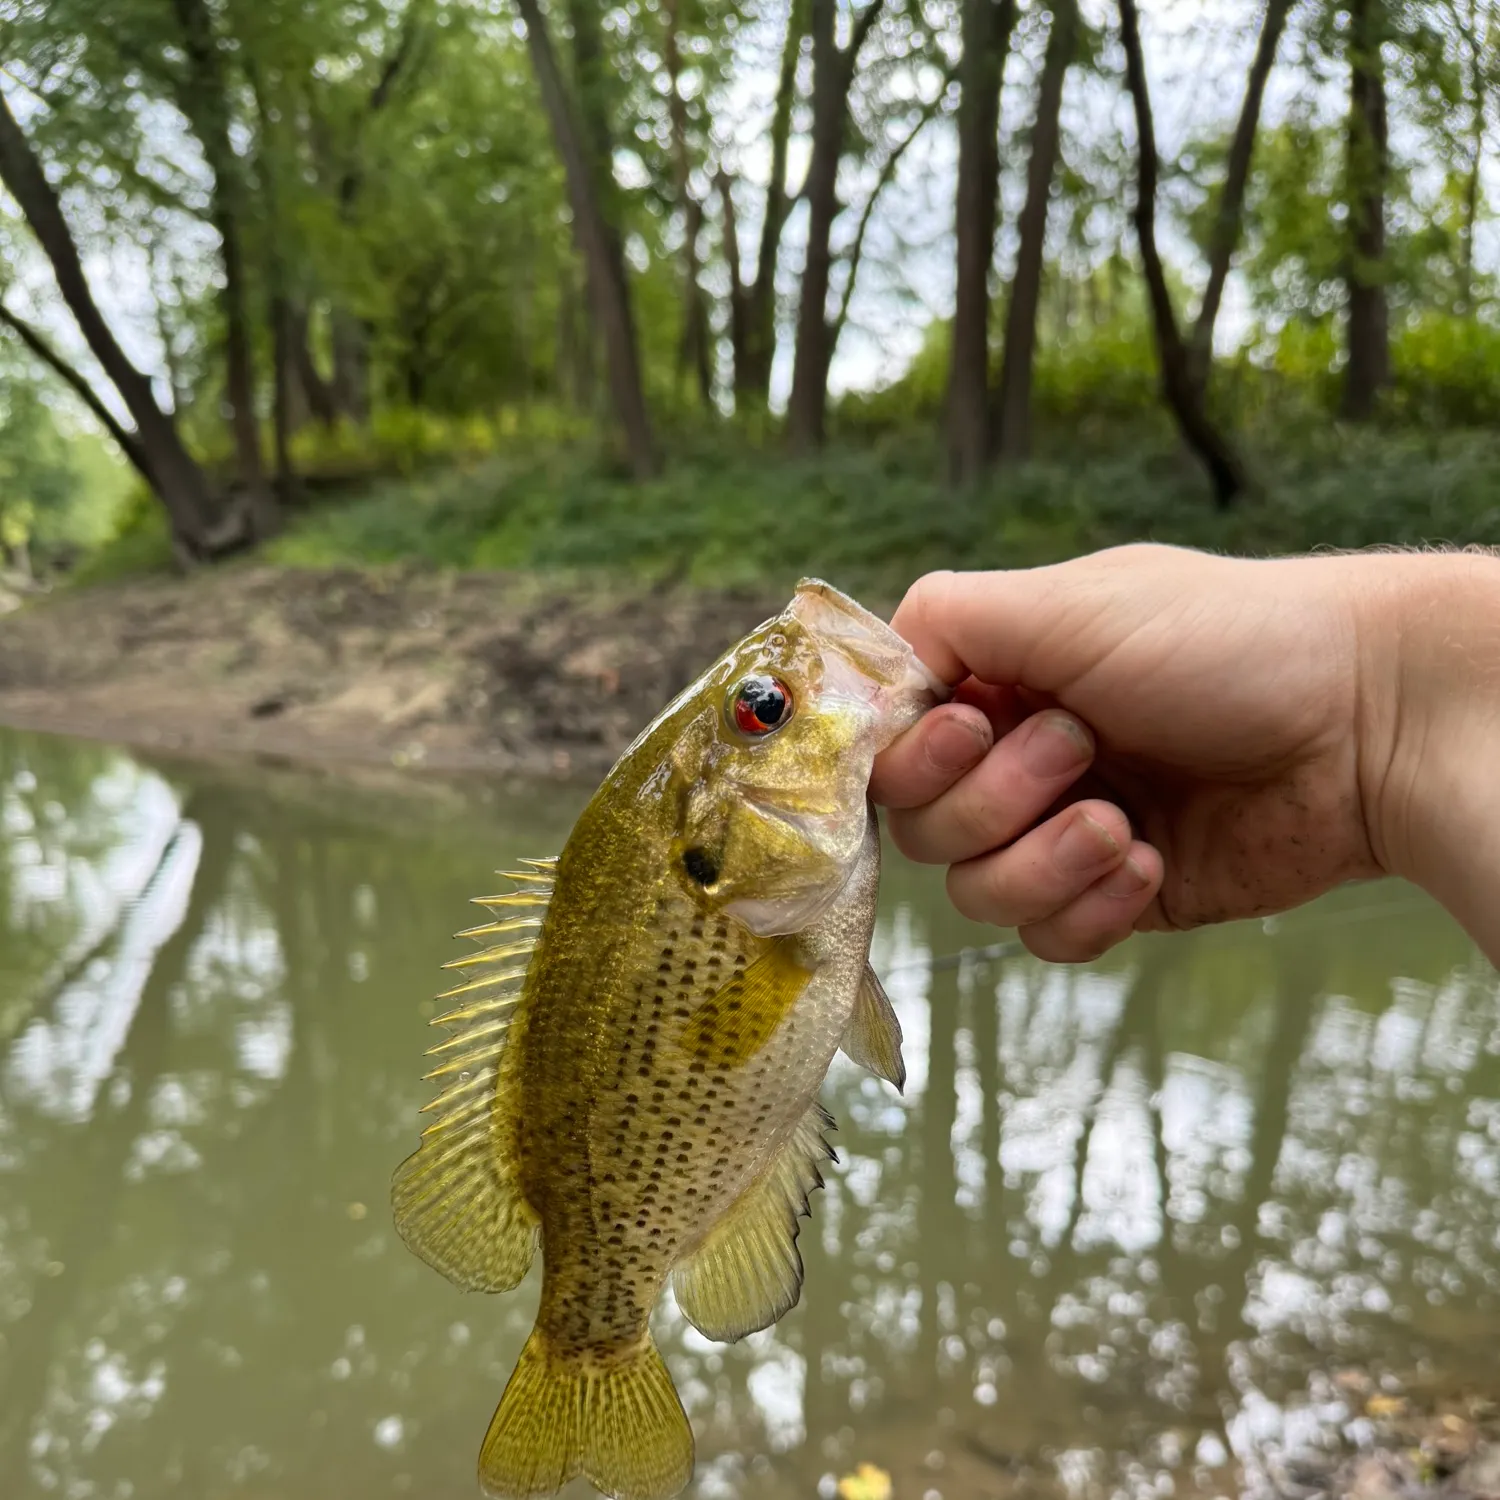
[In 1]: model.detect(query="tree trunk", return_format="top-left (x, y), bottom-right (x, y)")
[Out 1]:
top-left (1459, 6), bottom-right (1486, 312)
top-left (738, 0), bottom-right (805, 406)
top-left (719, 172), bottom-right (750, 393)
top-left (171, 0), bottom-right (277, 538)
top-left (663, 0), bottom-right (712, 405)
top-left (1189, 0), bottom-right (1292, 387)
top-left (515, 0), bottom-right (657, 477)
top-left (1118, 0), bottom-right (1247, 508)
top-left (271, 295), bottom-right (297, 502)
top-left (331, 310), bottom-right (372, 424)
top-left (0, 89), bottom-right (226, 558)
top-left (945, 0), bottom-right (1015, 483)
top-left (787, 0), bottom-right (886, 452)
top-left (0, 304), bottom-right (152, 481)
top-left (678, 198), bottom-right (713, 404)
top-left (992, 0), bottom-right (1074, 467)
top-left (277, 307), bottom-right (313, 435)
top-left (1341, 0), bottom-right (1389, 422)
top-left (289, 303), bottom-right (338, 426)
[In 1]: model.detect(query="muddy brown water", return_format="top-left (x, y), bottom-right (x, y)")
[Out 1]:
top-left (2, 725), bottom-right (1498, 1500)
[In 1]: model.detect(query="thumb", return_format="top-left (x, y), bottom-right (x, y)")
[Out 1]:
top-left (891, 548), bottom-right (1198, 694)
top-left (891, 565), bottom-right (1080, 691)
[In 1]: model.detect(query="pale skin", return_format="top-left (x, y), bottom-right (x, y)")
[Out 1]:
top-left (870, 545), bottom-right (1500, 967)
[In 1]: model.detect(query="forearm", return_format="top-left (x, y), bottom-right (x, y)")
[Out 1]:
top-left (1353, 550), bottom-right (1500, 963)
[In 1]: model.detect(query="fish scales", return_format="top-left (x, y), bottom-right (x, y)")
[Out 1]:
top-left (522, 822), bottom-right (879, 1356)
top-left (392, 579), bottom-right (945, 1500)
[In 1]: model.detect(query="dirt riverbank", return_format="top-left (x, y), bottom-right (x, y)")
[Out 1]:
top-left (0, 565), bottom-right (792, 779)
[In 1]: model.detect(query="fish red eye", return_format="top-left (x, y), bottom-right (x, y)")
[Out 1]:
top-left (730, 675), bottom-right (791, 737)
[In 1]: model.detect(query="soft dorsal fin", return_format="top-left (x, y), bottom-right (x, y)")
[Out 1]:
top-left (390, 858), bottom-right (557, 1293)
top-left (839, 963), bottom-right (906, 1093)
top-left (677, 941), bottom-right (813, 1069)
top-left (670, 1101), bottom-right (836, 1343)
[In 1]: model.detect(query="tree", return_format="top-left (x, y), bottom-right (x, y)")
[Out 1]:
top-left (1117, 0), bottom-right (1247, 506)
top-left (0, 85), bottom-right (231, 559)
top-left (662, 0), bottom-right (712, 405)
top-left (513, 0), bottom-right (658, 477)
top-left (993, 0), bottom-right (1078, 466)
top-left (170, 0), bottom-right (277, 537)
top-left (1342, 0), bottom-right (1391, 419)
top-left (721, 0), bottom-right (804, 408)
top-left (1188, 0), bottom-right (1295, 387)
top-left (945, 0), bottom-right (1016, 483)
top-left (785, 0), bottom-right (887, 451)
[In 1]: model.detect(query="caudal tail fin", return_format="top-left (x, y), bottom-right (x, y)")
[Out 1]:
top-left (479, 1327), bottom-right (694, 1500)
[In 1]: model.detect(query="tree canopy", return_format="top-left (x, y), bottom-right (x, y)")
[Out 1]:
top-left (0, 0), bottom-right (1495, 560)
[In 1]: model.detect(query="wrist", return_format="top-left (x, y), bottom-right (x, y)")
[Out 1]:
top-left (1351, 550), bottom-right (1500, 958)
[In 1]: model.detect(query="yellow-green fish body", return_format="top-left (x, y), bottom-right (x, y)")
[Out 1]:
top-left (393, 581), bottom-right (943, 1500)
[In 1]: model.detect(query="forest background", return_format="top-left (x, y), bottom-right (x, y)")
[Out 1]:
top-left (0, 0), bottom-right (1497, 598)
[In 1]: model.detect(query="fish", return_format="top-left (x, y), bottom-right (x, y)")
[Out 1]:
top-left (391, 578), bottom-right (946, 1500)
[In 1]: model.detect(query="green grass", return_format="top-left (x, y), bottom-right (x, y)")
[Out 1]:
top-left (75, 425), bottom-right (1500, 598)
top-left (269, 427), bottom-right (1500, 589)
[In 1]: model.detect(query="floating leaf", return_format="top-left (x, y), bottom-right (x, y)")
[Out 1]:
top-left (837, 1462), bottom-right (893, 1500)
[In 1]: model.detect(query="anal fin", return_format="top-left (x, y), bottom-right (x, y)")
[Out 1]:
top-left (670, 1102), bottom-right (836, 1343)
top-left (839, 963), bottom-right (906, 1092)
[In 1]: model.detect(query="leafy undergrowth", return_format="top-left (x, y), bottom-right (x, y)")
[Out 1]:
top-left (77, 425), bottom-right (1500, 599)
top-left (268, 427), bottom-right (1500, 592)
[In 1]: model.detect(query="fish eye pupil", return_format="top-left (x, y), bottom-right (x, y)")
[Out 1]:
top-left (731, 676), bottom-right (790, 735)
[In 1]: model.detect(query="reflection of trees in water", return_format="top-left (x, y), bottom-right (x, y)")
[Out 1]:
top-left (0, 795), bottom-right (233, 1496)
top-left (4, 743), bottom-right (1499, 1500)
top-left (0, 771), bottom-right (563, 1498)
top-left (0, 733), bottom-right (181, 1043)
top-left (750, 906), bottom-right (1500, 1498)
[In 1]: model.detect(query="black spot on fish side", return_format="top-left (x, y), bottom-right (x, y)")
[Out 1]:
top-left (682, 847), bottom-right (718, 886)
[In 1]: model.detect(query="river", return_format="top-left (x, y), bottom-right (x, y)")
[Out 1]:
top-left (1, 725), bottom-right (1497, 1500)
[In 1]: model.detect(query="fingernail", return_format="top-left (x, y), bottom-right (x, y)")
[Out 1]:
top-left (1055, 812), bottom-right (1120, 874)
top-left (1021, 711), bottom-right (1094, 779)
top-left (1099, 857), bottom-right (1151, 898)
top-left (926, 713), bottom-right (991, 772)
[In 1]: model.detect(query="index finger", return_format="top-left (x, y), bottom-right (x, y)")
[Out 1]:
top-left (869, 701), bottom-right (993, 809)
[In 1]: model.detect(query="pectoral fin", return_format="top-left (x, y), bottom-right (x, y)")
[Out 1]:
top-left (670, 1102), bottom-right (836, 1343)
top-left (678, 941), bottom-right (813, 1068)
top-left (839, 964), bottom-right (906, 1093)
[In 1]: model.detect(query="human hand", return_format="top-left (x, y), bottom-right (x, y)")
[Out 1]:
top-left (871, 544), bottom-right (1500, 963)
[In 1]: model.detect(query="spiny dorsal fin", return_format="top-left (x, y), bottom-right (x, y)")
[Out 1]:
top-left (670, 1101), bottom-right (837, 1343)
top-left (677, 941), bottom-right (813, 1069)
top-left (839, 963), bottom-right (906, 1093)
top-left (390, 858), bottom-right (557, 1294)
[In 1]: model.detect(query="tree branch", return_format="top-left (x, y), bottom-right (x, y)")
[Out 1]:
top-left (369, 2), bottom-right (425, 114)
top-left (832, 79), bottom-right (953, 343)
top-left (0, 303), bottom-right (152, 480)
top-left (1189, 0), bottom-right (1292, 382)
top-left (1118, 0), bottom-right (1247, 506)
top-left (848, 0), bottom-right (888, 67)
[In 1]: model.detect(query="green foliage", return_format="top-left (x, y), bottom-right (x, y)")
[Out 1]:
top-left (261, 426), bottom-right (1500, 596)
top-left (6, 0), bottom-right (1500, 581)
top-left (0, 374), bottom-right (129, 568)
top-left (1388, 312), bottom-right (1500, 425)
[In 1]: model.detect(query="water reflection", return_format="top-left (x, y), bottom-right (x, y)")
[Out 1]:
top-left (0, 726), bottom-right (1496, 1500)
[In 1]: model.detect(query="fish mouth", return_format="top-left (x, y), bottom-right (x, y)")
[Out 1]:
top-left (789, 578), bottom-right (950, 716)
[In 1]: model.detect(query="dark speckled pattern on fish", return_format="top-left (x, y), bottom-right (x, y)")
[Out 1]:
top-left (390, 579), bottom-right (944, 1500)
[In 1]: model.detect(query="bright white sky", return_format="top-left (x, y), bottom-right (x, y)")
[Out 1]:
top-left (2, 0), bottom-right (1496, 426)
